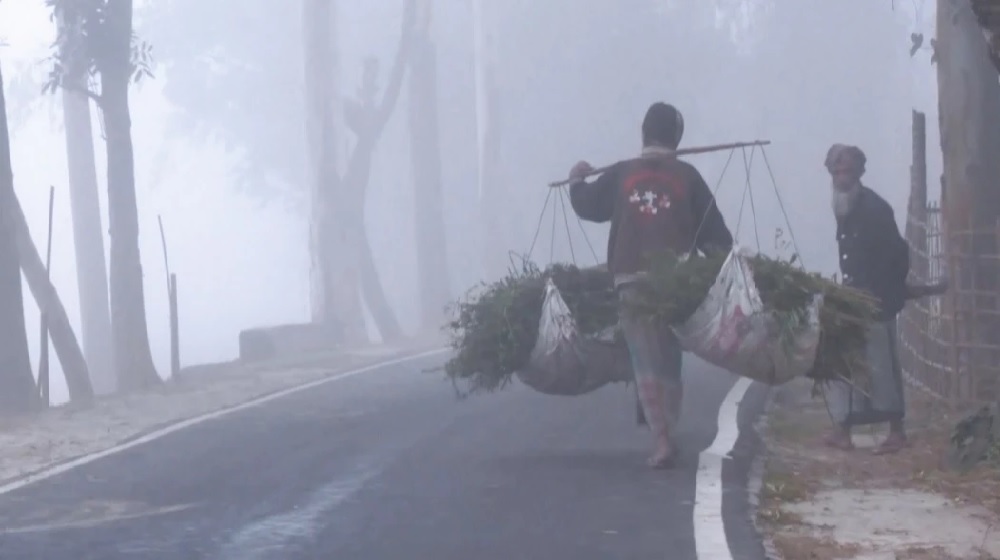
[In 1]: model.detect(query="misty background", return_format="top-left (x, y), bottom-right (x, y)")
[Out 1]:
top-left (0, 0), bottom-right (940, 404)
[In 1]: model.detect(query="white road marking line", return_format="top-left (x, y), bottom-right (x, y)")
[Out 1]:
top-left (0, 348), bottom-right (449, 497)
top-left (693, 376), bottom-right (752, 559)
top-left (214, 459), bottom-right (379, 560)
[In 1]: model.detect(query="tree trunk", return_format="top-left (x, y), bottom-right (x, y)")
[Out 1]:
top-left (339, 134), bottom-right (399, 342)
top-left (0, 62), bottom-right (41, 414)
top-left (11, 194), bottom-right (94, 402)
top-left (970, 0), bottom-right (1000, 73)
top-left (303, 0), bottom-right (328, 326)
top-left (330, 1), bottom-right (415, 343)
top-left (317, 175), bottom-right (366, 345)
top-left (408, 2), bottom-right (451, 328)
top-left (473, 0), bottom-right (505, 280)
top-left (358, 227), bottom-right (402, 341)
top-left (58, 9), bottom-right (115, 395)
top-left (936, 0), bottom-right (1000, 400)
top-left (303, 0), bottom-right (367, 344)
top-left (937, 0), bottom-right (1000, 227)
top-left (100, 0), bottom-right (160, 391)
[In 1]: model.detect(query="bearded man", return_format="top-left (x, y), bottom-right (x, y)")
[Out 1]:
top-left (823, 144), bottom-right (912, 455)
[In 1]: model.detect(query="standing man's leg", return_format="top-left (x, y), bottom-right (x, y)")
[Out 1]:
top-left (871, 319), bottom-right (908, 454)
top-left (822, 379), bottom-right (857, 450)
top-left (636, 389), bottom-right (647, 426)
top-left (822, 319), bottom-right (908, 453)
top-left (619, 285), bottom-right (683, 468)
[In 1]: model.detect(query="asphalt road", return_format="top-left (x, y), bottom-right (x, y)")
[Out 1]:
top-left (0, 351), bottom-right (770, 560)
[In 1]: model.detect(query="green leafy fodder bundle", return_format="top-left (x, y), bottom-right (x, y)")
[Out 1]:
top-left (442, 262), bottom-right (616, 396)
top-left (634, 251), bottom-right (881, 384)
top-left (443, 252), bottom-right (880, 396)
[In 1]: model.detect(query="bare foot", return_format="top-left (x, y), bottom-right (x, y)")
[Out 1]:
top-left (647, 451), bottom-right (676, 470)
top-left (647, 440), bottom-right (677, 470)
top-left (873, 432), bottom-right (910, 455)
top-left (822, 429), bottom-right (855, 451)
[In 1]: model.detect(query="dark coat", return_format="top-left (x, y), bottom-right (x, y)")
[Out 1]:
top-left (836, 186), bottom-right (910, 320)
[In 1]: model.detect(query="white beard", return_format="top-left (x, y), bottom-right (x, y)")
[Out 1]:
top-left (831, 183), bottom-right (860, 218)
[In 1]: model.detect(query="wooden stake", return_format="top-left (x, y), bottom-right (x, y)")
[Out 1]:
top-left (158, 215), bottom-right (170, 290)
top-left (548, 139), bottom-right (772, 187)
top-left (169, 273), bottom-right (179, 381)
top-left (158, 216), bottom-right (180, 382)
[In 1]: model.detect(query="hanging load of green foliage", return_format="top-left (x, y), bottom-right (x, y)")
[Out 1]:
top-left (443, 251), bottom-right (879, 397)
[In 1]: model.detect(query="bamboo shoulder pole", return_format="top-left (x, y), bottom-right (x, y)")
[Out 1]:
top-left (548, 139), bottom-right (771, 187)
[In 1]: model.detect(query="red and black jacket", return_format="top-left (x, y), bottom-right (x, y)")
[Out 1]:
top-left (569, 155), bottom-right (733, 277)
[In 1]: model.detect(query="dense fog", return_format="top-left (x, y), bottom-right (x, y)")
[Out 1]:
top-left (0, 0), bottom-right (940, 403)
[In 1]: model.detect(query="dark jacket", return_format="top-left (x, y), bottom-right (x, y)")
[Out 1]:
top-left (569, 155), bottom-right (732, 277)
top-left (836, 186), bottom-right (910, 320)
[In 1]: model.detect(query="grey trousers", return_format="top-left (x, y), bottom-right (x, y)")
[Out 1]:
top-left (824, 319), bottom-right (905, 427)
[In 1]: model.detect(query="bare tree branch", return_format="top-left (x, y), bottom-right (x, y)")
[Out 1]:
top-left (341, 0), bottom-right (417, 188)
top-left (372, 0), bottom-right (417, 134)
top-left (65, 83), bottom-right (103, 106)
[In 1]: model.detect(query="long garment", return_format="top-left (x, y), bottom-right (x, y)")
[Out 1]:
top-left (618, 282), bottom-right (683, 438)
top-left (825, 318), bottom-right (905, 427)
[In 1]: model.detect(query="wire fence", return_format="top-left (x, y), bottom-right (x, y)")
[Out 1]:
top-left (897, 112), bottom-right (1000, 404)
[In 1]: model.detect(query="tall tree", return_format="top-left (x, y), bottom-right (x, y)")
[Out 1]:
top-left (0, 62), bottom-right (40, 414)
top-left (55, 5), bottom-right (115, 395)
top-left (305, 0), bottom-right (413, 343)
top-left (408, 0), bottom-right (451, 327)
top-left (936, 0), bottom-right (1000, 395)
top-left (46, 0), bottom-right (160, 391)
top-left (303, 0), bottom-right (364, 342)
top-left (938, 0), bottom-right (1000, 229)
top-left (472, 0), bottom-right (505, 279)
top-left (144, 0), bottom-right (407, 342)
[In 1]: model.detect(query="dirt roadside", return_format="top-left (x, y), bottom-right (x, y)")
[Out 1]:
top-left (754, 377), bottom-right (1000, 560)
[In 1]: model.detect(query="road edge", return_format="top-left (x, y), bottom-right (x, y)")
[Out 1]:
top-left (744, 386), bottom-right (784, 560)
top-left (717, 380), bottom-right (772, 560)
top-left (0, 346), bottom-right (449, 496)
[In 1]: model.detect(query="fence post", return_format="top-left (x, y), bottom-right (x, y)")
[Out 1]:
top-left (169, 273), bottom-right (179, 380)
top-left (909, 111), bottom-right (928, 276)
top-left (992, 218), bottom-right (1000, 401)
top-left (947, 224), bottom-right (961, 404)
top-left (902, 110), bottom-right (933, 396)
